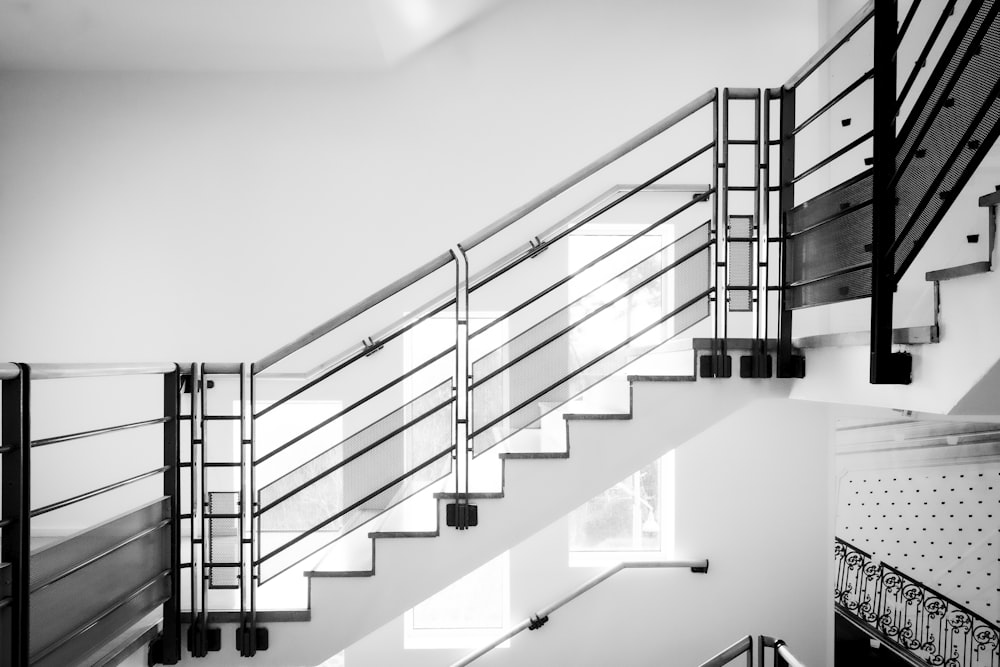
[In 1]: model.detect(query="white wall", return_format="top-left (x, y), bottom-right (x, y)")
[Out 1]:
top-left (339, 398), bottom-right (832, 667)
top-left (0, 0), bottom-right (819, 364)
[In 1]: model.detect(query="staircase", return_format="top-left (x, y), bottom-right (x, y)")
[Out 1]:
top-left (4, 1), bottom-right (1000, 666)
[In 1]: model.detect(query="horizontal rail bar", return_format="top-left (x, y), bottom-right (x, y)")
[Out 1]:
top-left (460, 89), bottom-right (717, 251)
top-left (257, 447), bottom-right (454, 565)
top-left (0, 363), bottom-right (20, 380)
top-left (256, 352), bottom-right (455, 465)
top-left (31, 519), bottom-right (171, 594)
top-left (785, 0), bottom-right (874, 89)
top-left (785, 261), bottom-right (872, 289)
top-left (698, 636), bottom-right (753, 667)
top-left (794, 69), bottom-right (873, 136)
top-left (896, 0), bottom-right (959, 113)
top-left (451, 560), bottom-right (709, 667)
top-left (29, 570), bottom-right (170, 665)
top-left (470, 289), bottom-right (711, 438)
top-left (792, 131), bottom-right (873, 184)
top-left (256, 396), bottom-right (455, 515)
top-left (896, 0), bottom-right (923, 46)
top-left (31, 417), bottom-right (170, 448)
top-left (471, 240), bottom-right (712, 388)
top-left (471, 188), bottom-right (713, 340)
top-left (255, 251), bottom-right (455, 373)
top-left (468, 143), bottom-right (714, 295)
top-left (25, 363), bottom-right (176, 380)
top-left (31, 466), bottom-right (169, 517)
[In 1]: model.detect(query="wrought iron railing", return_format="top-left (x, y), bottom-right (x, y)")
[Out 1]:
top-left (835, 537), bottom-right (1000, 667)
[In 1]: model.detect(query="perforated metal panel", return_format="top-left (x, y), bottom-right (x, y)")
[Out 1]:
top-left (208, 492), bottom-right (239, 590)
top-left (893, 1), bottom-right (1000, 276)
top-left (727, 216), bottom-right (753, 312)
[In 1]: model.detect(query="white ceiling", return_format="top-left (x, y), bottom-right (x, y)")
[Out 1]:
top-left (0, 0), bottom-right (506, 71)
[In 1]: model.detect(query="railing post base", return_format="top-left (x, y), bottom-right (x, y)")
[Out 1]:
top-left (739, 347), bottom-right (773, 378)
top-left (870, 351), bottom-right (912, 385)
top-left (699, 353), bottom-right (732, 379)
top-left (446, 502), bottom-right (478, 529)
top-left (235, 620), bottom-right (268, 657)
top-left (776, 354), bottom-right (806, 379)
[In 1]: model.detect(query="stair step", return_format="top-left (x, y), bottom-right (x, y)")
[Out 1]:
top-left (369, 530), bottom-right (438, 539)
top-left (627, 374), bottom-right (696, 382)
top-left (305, 569), bottom-right (373, 579)
top-left (433, 491), bottom-right (505, 500)
top-left (563, 412), bottom-right (631, 421)
top-left (499, 451), bottom-right (569, 460)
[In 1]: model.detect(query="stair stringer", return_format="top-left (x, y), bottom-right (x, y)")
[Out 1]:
top-left (195, 376), bottom-right (791, 665)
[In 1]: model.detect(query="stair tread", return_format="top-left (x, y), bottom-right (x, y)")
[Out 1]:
top-left (563, 412), bottom-right (631, 421)
top-left (306, 569), bottom-right (374, 578)
top-left (925, 261), bottom-right (992, 282)
top-left (499, 451), bottom-right (569, 460)
top-left (368, 530), bottom-right (439, 539)
top-left (433, 491), bottom-right (504, 499)
top-left (627, 374), bottom-right (696, 382)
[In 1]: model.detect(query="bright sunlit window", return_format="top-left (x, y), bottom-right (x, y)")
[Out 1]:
top-left (568, 451), bottom-right (675, 567)
top-left (403, 551), bottom-right (510, 649)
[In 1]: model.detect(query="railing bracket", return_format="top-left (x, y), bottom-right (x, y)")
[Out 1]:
top-left (528, 614), bottom-right (549, 631)
top-left (690, 560), bottom-right (710, 574)
top-left (362, 337), bottom-right (384, 357)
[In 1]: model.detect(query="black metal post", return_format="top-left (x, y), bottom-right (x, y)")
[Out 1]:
top-left (871, 0), bottom-right (912, 384)
top-left (151, 367), bottom-right (182, 664)
top-left (777, 87), bottom-right (806, 378)
top-left (1, 364), bottom-right (29, 667)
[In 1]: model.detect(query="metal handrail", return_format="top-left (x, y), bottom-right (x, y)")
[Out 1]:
top-left (698, 635), bottom-right (752, 667)
top-left (16, 363), bottom-right (175, 380)
top-left (450, 559), bottom-right (709, 667)
top-left (255, 250), bottom-right (455, 373)
top-left (30, 466), bottom-right (170, 517)
top-left (252, 90), bottom-right (716, 376)
top-left (760, 636), bottom-right (808, 667)
top-left (784, 0), bottom-right (874, 89)
top-left (0, 362), bottom-right (19, 380)
top-left (31, 417), bottom-right (171, 448)
top-left (460, 90), bottom-right (716, 252)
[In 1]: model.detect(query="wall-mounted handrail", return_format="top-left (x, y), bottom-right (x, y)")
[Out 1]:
top-left (0, 362), bottom-right (19, 380)
top-left (255, 250), bottom-right (455, 373)
top-left (698, 635), bottom-right (752, 667)
top-left (460, 90), bottom-right (716, 252)
top-left (450, 559), bottom-right (709, 667)
top-left (784, 0), bottom-right (874, 89)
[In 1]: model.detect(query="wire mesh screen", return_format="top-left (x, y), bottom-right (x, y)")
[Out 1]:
top-left (208, 492), bottom-right (239, 589)
top-left (894, 2), bottom-right (1000, 274)
top-left (727, 216), bottom-right (753, 312)
top-left (786, 203), bottom-right (872, 286)
top-left (257, 380), bottom-right (453, 537)
top-left (469, 223), bottom-right (711, 455)
top-left (785, 170), bottom-right (873, 235)
top-left (786, 265), bottom-right (872, 309)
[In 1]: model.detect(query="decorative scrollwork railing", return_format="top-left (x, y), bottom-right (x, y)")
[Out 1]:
top-left (835, 537), bottom-right (1000, 667)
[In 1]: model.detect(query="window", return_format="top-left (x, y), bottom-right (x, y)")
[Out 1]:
top-left (403, 551), bottom-right (510, 649)
top-left (568, 451), bottom-right (675, 566)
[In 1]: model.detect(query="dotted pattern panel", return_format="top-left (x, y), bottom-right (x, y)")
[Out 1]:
top-left (838, 463), bottom-right (1000, 624)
